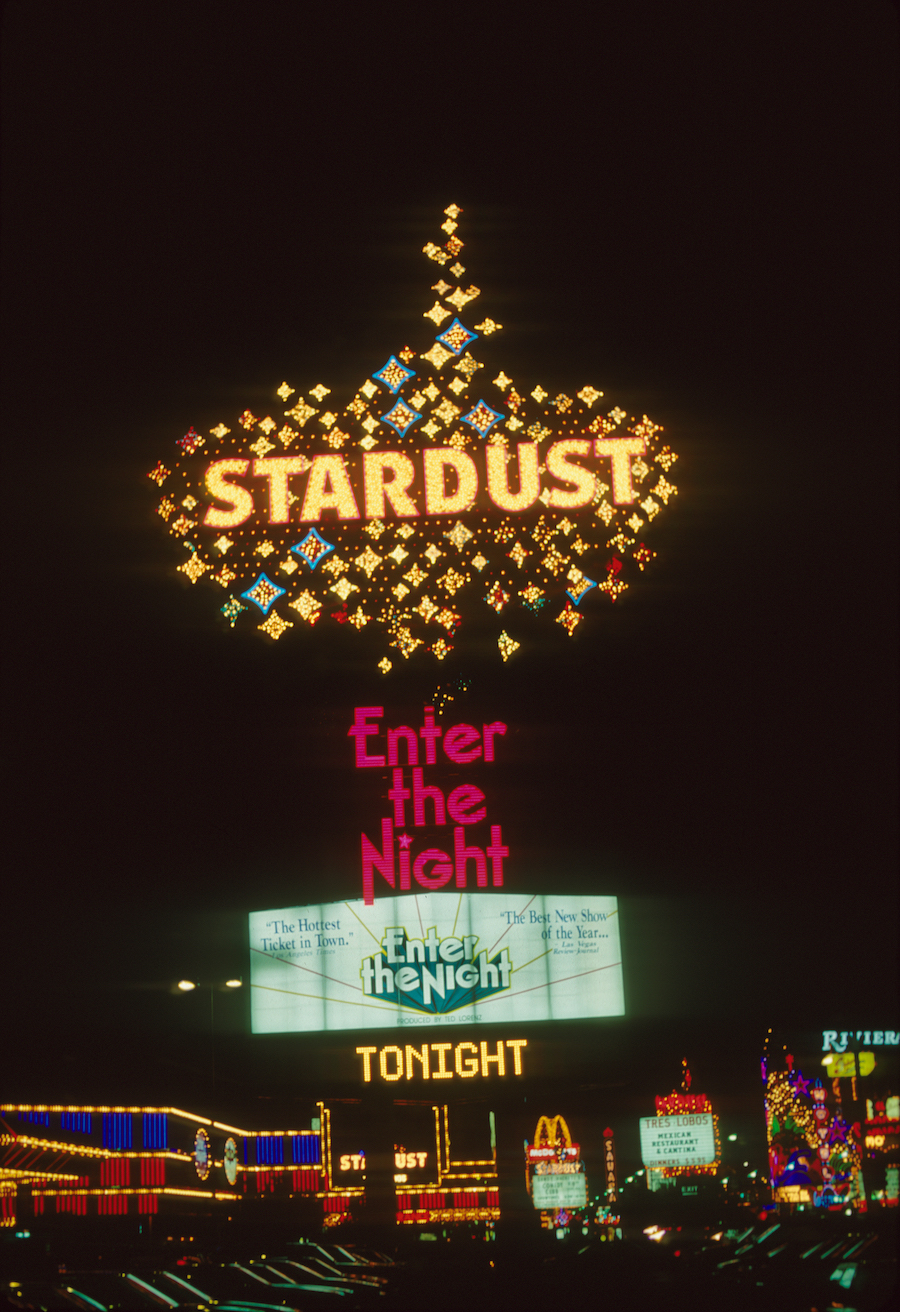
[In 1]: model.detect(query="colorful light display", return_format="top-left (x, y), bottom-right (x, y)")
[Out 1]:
top-left (149, 205), bottom-right (678, 665)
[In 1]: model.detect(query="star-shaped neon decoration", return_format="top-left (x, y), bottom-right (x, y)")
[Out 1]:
top-left (259, 611), bottom-right (292, 639)
top-left (241, 573), bottom-right (285, 614)
top-left (444, 521), bottom-right (473, 550)
top-left (291, 529), bottom-right (335, 570)
top-left (398, 832), bottom-right (413, 849)
top-left (309, 384), bottom-right (331, 402)
top-left (436, 318), bottom-right (478, 356)
top-left (373, 356), bottom-right (417, 393)
top-left (221, 596), bottom-right (246, 626)
top-left (461, 400), bottom-right (503, 437)
top-left (381, 399), bottom-right (421, 437)
top-left (147, 461), bottom-right (169, 486)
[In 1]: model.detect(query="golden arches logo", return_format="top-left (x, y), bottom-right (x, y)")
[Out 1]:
top-left (534, 1115), bottom-right (571, 1148)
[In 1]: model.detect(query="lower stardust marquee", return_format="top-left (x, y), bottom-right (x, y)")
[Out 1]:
top-left (249, 891), bottom-right (623, 1034)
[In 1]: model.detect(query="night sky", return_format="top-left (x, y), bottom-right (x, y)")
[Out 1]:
top-left (3, 3), bottom-right (897, 1162)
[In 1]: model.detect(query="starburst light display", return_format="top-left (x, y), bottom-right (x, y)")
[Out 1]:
top-left (149, 205), bottom-right (679, 665)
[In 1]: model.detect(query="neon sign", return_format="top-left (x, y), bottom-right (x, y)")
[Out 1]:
top-left (149, 204), bottom-right (678, 666)
top-left (822, 1029), bottom-right (899, 1052)
top-left (352, 706), bottom-right (509, 904)
top-left (356, 1039), bottom-right (527, 1082)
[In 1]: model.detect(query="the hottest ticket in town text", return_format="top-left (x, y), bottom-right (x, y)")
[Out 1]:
top-left (249, 892), bottom-right (623, 1034)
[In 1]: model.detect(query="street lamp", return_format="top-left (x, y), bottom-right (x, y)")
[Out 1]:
top-left (174, 978), bottom-right (243, 1103)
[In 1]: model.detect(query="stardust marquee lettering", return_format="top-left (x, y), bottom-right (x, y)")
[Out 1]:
top-left (351, 707), bottom-right (509, 904)
top-left (356, 1039), bottom-right (527, 1082)
top-left (201, 440), bottom-right (646, 529)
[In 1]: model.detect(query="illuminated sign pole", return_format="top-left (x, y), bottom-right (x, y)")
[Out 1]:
top-left (603, 1127), bottom-right (618, 1205)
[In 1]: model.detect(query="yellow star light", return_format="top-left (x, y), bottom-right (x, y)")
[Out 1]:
top-left (157, 497), bottom-right (175, 520)
top-left (170, 515), bottom-right (194, 536)
top-left (498, 631), bottom-right (519, 662)
top-left (486, 583), bottom-right (510, 613)
top-left (508, 541), bottom-right (529, 567)
top-left (474, 318), bottom-right (502, 335)
top-left (239, 410), bottom-right (258, 429)
top-left (436, 607), bottom-right (459, 631)
top-left (609, 406), bottom-right (626, 426)
top-left (259, 611), bottom-right (292, 640)
top-left (277, 425), bottom-right (296, 447)
top-left (359, 435), bottom-right (377, 450)
top-left (360, 379), bottom-right (379, 399)
top-left (443, 521), bottom-right (473, 551)
top-left (631, 458), bottom-right (649, 483)
top-left (276, 382), bottom-right (295, 400)
top-left (212, 565), bottom-right (237, 587)
top-left (285, 400), bottom-right (317, 426)
top-left (355, 546), bottom-right (383, 577)
top-left (557, 518), bottom-right (575, 536)
top-left (577, 386), bottom-right (603, 406)
top-left (423, 242), bottom-right (450, 265)
top-left (319, 411), bottom-right (337, 428)
top-left (441, 218), bottom-right (457, 235)
top-left (148, 462), bottom-right (170, 486)
top-left (364, 519), bottom-right (386, 538)
top-left (396, 522), bottom-right (415, 539)
top-left (404, 564), bottom-right (428, 589)
top-left (571, 536), bottom-right (590, 555)
top-left (289, 590), bottom-right (322, 623)
top-left (347, 607), bottom-right (369, 630)
top-left (599, 578), bottom-right (628, 602)
top-left (506, 416), bottom-right (523, 432)
top-left (557, 605), bottom-right (582, 637)
top-left (431, 638), bottom-right (452, 660)
top-left (425, 302), bottom-right (452, 326)
top-left (393, 582), bottom-right (410, 600)
top-left (444, 203), bottom-right (462, 219)
top-left (454, 353), bottom-right (481, 380)
top-left (652, 476), bottom-right (677, 503)
top-left (472, 553), bottom-right (488, 572)
top-left (378, 657), bottom-right (392, 674)
top-left (421, 419), bottom-right (441, 438)
top-left (520, 584), bottom-right (544, 606)
top-left (493, 372), bottom-right (512, 391)
top-left (531, 386), bottom-right (547, 403)
top-left (326, 427), bottom-right (349, 448)
top-left (279, 557), bottom-right (298, 575)
top-left (542, 548), bottom-right (567, 576)
top-left (361, 415), bottom-right (379, 434)
top-left (421, 343), bottom-right (454, 369)
top-left (331, 577), bottom-right (358, 601)
top-left (627, 513), bottom-right (643, 532)
top-left (255, 541), bottom-right (275, 557)
top-left (449, 261), bottom-right (465, 278)
top-left (657, 446), bottom-right (678, 470)
top-left (420, 381), bottom-right (439, 403)
top-left (446, 285), bottom-right (479, 310)
top-left (249, 435), bottom-right (275, 457)
top-left (415, 595), bottom-right (439, 622)
top-left (310, 384), bottom-right (331, 402)
top-left (388, 546), bottom-right (409, 566)
top-left (432, 399), bottom-right (460, 425)
top-left (258, 416), bottom-right (277, 434)
top-left (553, 394), bottom-right (573, 413)
top-left (210, 424), bottom-right (230, 438)
top-left (439, 567), bottom-right (466, 595)
top-left (596, 501), bottom-right (615, 525)
top-left (423, 544), bottom-right (443, 565)
top-left (432, 280), bottom-right (452, 295)
top-left (322, 554), bottom-right (348, 575)
top-left (346, 396), bottom-right (367, 419)
top-left (179, 553), bottom-right (209, 584)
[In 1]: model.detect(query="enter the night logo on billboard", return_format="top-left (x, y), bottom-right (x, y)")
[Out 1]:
top-left (148, 204), bottom-right (679, 668)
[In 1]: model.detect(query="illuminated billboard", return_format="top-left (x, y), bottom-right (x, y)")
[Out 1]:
top-left (639, 1114), bottom-right (717, 1169)
top-left (532, 1173), bottom-right (588, 1210)
top-left (250, 891), bottom-right (623, 1034)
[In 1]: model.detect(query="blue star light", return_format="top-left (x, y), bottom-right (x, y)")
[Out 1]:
top-left (372, 356), bottom-right (416, 394)
top-left (436, 318), bottom-right (478, 356)
top-left (291, 529), bottom-right (336, 570)
top-left (381, 399), bottom-right (422, 438)
top-left (240, 573), bottom-right (285, 615)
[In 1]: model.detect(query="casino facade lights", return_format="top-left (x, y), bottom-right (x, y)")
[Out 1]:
top-left (0, 1100), bottom-right (500, 1232)
top-left (149, 205), bottom-right (679, 667)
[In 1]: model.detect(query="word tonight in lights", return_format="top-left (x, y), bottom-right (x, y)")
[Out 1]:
top-left (356, 1039), bottom-right (527, 1082)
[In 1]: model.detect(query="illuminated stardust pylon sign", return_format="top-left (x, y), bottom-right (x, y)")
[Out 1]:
top-left (148, 205), bottom-right (679, 668)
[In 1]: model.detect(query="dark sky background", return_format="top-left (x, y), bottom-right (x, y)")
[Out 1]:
top-left (3, 2), bottom-right (897, 1168)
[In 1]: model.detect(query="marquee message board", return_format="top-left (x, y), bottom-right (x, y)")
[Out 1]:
top-left (249, 891), bottom-right (623, 1034)
top-left (532, 1173), bottom-right (588, 1210)
top-left (639, 1114), bottom-right (717, 1169)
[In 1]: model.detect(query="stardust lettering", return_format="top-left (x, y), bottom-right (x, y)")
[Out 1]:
top-left (202, 439), bottom-right (645, 529)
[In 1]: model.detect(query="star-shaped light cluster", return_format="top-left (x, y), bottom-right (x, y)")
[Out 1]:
top-left (149, 205), bottom-right (679, 662)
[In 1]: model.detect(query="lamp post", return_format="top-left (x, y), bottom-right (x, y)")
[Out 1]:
top-left (176, 977), bottom-right (242, 1105)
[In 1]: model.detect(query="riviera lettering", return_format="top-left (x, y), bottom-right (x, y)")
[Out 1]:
top-left (201, 439), bottom-right (645, 529)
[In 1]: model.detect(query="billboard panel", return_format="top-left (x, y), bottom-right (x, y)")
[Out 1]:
top-left (639, 1114), bottom-right (717, 1168)
top-left (532, 1173), bottom-right (588, 1210)
top-left (250, 891), bottom-right (623, 1034)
